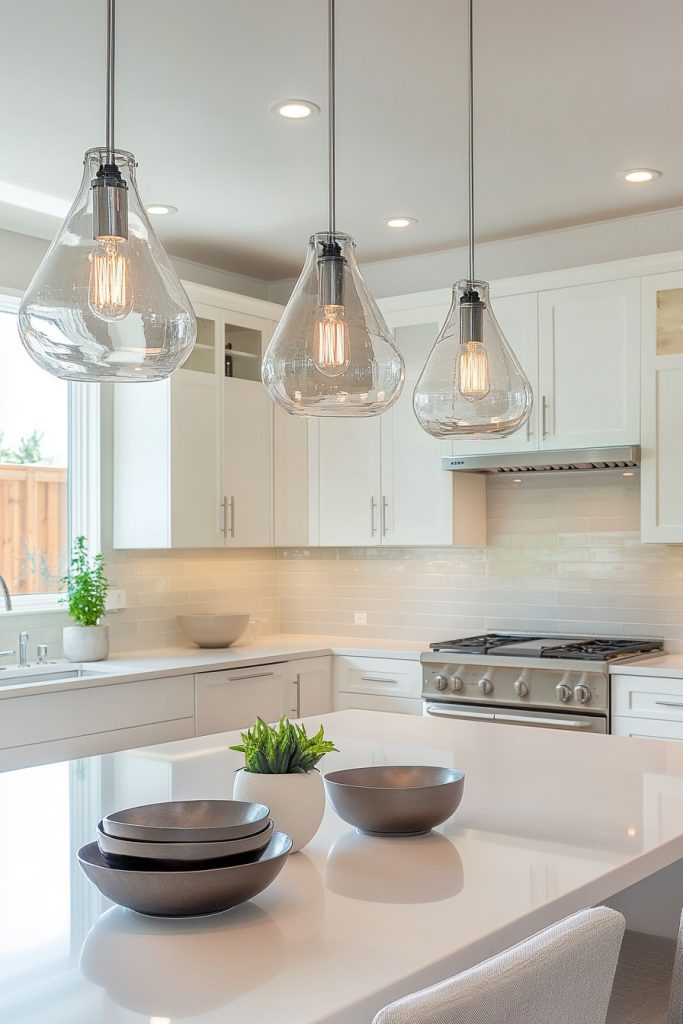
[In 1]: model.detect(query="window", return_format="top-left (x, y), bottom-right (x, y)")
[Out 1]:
top-left (0, 293), bottom-right (100, 610)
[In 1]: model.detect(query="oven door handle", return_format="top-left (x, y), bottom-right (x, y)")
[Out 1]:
top-left (493, 713), bottom-right (592, 729)
top-left (425, 705), bottom-right (496, 721)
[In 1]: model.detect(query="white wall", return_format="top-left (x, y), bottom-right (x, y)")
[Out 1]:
top-left (267, 205), bottom-right (683, 302)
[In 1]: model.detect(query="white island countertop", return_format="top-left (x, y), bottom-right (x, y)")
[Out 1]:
top-left (3, 709), bottom-right (683, 1024)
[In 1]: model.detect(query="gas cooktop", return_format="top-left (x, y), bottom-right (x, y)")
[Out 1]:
top-left (428, 633), bottom-right (664, 661)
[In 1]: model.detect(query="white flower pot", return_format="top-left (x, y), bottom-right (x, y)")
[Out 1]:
top-left (63, 625), bottom-right (109, 663)
top-left (233, 769), bottom-right (325, 853)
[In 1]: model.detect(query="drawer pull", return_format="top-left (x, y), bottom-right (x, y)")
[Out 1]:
top-left (361, 676), bottom-right (398, 685)
top-left (206, 671), bottom-right (275, 687)
top-left (654, 700), bottom-right (683, 708)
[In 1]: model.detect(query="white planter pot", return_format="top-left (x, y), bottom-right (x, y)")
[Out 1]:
top-left (63, 625), bottom-right (109, 663)
top-left (233, 769), bottom-right (325, 853)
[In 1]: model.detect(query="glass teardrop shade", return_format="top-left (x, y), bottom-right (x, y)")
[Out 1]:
top-left (413, 279), bottom-right (532, 438)
top-left (18, 148), bottom-right (196, 382)
top-left (262, 232), bottom-right (405, 416)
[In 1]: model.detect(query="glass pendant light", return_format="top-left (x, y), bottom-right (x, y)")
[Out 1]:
top-left (262, 0), bottom-right (404, 417)
top-left (413, 0), bottom-right (532, 438)
top-left (18, 0), bottom-right (196, 382)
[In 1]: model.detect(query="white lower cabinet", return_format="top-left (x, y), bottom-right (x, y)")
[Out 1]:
top-left (284, 656), bottom-right (334, 719)
top-left (611, 673), bottom-right (683, 740)
top-left (0, 675), bottom-right (196, 771)
top-left (335, 656), bottom-right (423, 715)
top-left (195, 663), bottom-right (289, 736)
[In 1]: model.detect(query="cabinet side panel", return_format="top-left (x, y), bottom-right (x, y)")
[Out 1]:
top-left (113, 382), bottom-right (170, 548)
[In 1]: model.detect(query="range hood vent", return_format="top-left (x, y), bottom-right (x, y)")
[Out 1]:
top-left (442, 445), bottom-right (640, 474)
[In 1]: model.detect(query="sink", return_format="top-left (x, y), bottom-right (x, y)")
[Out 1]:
top-left (0, 664), bottom-right (104, 686)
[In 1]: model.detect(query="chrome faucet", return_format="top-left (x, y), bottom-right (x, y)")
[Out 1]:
top-left (19, 631), bottom-right (28, 668)
top-left (0, 576), bottom-right (12, 612)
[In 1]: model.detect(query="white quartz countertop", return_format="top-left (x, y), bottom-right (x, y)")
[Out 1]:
top-left (3, 709), bottom-right (683, 1024)
top-left (609, 654), bottom-right (683, 678)
top-left (0, 633), bottom-right (428, 699)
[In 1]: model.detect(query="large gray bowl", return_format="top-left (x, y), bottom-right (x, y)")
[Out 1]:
top-left (96, 818), bottom-right (273, 867)
top-left (102, 800), bottom-right (270, 843)
top-left (324, 765), bottom-right (465, 836)
top-left (178, 613), bottom-right (249, 648)
top-left (78, 831), bottom-right (292, 917)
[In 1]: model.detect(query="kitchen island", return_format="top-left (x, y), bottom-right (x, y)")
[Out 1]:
top-left (2, 708), bottom-right (683, 1024)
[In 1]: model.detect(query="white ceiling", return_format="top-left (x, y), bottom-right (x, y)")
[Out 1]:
top-left (1, 0), bottom-right (682, 280)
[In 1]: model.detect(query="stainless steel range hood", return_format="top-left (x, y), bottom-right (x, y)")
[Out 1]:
top-left (442, 445), bottom-right (640, 474)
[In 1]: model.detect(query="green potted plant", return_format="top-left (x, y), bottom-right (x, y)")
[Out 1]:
top-left (231, 716), bottom-right (337, 852)
top-left (61, 535), bottom-right (110, 662)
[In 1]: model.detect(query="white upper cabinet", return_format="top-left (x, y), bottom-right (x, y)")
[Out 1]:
top-left (315, 304), bottom-right (486, 548)
top-left (537, 279), bottom-right (640, 449)
top-left (641, 271), bottom-right (683, 542)
top-left (451, 292), bottom-right (539, 457)
top-left (113, 284), bottom-right (281, 549)
top-left (318, 418), bottom-right (382, 546)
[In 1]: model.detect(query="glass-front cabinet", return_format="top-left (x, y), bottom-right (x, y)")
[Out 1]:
top-left (641, 272), bottom-right (683, 542)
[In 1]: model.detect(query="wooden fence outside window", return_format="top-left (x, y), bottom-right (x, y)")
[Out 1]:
top-left (0, 464), bottom-right (67, 596)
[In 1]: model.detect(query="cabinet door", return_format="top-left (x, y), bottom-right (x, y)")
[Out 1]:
top-left (222, 378), bottom-right (273, 546)
top-left (195, 664), bottom-right (287, 736)
top-left (381, 316), bottom-right (454, 545)
top-left (641, 272), bottom-right (683, 542)
top-left (284, 656), bottom-right (334, 719)
top-left (318, 418), bottom-right (381, 545)
top-left (538, 279), bottom-right (640, 449)
top-left (451, 292), bottom-right (539, 457)
top-left (170, 369), bottom-right (221, 547)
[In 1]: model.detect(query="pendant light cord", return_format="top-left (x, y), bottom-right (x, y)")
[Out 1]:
top-left (328, 0), bottom-right (336, 236)
top-left (467, 0), bottom-right (475, 285)
top-left (105, 0), bottom-right (116, 164)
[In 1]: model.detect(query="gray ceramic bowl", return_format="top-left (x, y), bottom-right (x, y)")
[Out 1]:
top-left (101, 800), bottom-right (270, 843)
top-left (178, 613), bottom-right (249, 648)
top-left (96, 818), bottom-right (273, 867)
top-left (78, 831), bottom-right (293, 917)
top-left (324, 765), bottom-right (465, 836)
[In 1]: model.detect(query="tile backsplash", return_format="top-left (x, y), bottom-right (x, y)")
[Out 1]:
top-left (4, 471), bottom-right (683, 659)
top-left (279, 471), bottom-right (683, 648)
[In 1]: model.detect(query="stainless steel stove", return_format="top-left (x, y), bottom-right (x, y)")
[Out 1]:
top-left (421, 633), bottom-right (664, 733)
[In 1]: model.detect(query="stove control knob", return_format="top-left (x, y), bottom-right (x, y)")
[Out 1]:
top-left (478, 678), bottom-right (493, 696)
top-left (434, 674), bottom-right (448, 691)
top-left (574, 684), bottom-right (592, 705)
top-left (556, 683), bottom-right (572, 703)
top-left (449, 675), bottom-right (464, 693)
top-left (514, 679), bottom-right (529, 698)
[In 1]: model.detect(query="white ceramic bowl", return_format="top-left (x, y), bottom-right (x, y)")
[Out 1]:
top-left (178, 613), bottom-right (249, 648)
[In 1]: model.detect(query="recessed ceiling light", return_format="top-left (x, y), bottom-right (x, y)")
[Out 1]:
top-left (146, 204), bottom-right (178, 216)
top-left (386, 216), bottom-right (417, 229)
top-left (621, 168), bottom-right (662, 183)
top-left (271, 99), bottom-right (320, 120)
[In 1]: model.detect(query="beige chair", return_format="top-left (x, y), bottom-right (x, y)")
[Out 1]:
top-left (373, 907), bottom-right (625, 1024)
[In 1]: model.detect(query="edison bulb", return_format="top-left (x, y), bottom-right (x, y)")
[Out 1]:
top-left (456, 339), bottom-right (490, 400)
top-left (314, 304), bottom-right (350, 375)
top-left (88, 239), bottom-right (132, 321)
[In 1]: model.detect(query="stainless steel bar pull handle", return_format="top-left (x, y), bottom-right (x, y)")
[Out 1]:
top-left (381, 496), bottom-right (388, 537)
top-left (370, 496), bottom-right (377, 536)
top-left (229, 496), bottom-right (235, 538)
top-left (220, 497), bottom-right (228, 538)
top-left (541, 395), bottom-right (549, 439)
top-left (292, 673), bottom-right (301, 717)
top-left (361, 676), bottom-right (398, 685)
top-left (655, 700), bottom-right (683, 708)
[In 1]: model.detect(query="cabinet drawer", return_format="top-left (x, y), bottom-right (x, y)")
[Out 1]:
top-left (335, 691), bottom-right (423, 716)
top-left (612, 674), bottom-right (683, 721)
top-left (334, 657), bottom-right (422, 699)
top-left (0, 674), bottom-right (195, 750)
top-left (612, 715), bottom-right (683, 741)
top-left (195, 663), bottom-right (286, 735)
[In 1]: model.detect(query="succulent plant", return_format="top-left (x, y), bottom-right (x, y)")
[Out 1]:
top-left (230, 716), bottom-right (338, 774)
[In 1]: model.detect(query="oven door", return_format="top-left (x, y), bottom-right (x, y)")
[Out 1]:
top-left (423, 701), bottom-right (608, 734)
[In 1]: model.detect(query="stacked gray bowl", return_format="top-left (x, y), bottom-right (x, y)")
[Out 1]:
top-left (78, 799), bottom-right (292, 917)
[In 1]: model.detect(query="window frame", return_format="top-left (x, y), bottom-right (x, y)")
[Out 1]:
top-left (0, 288), bottom-right (100, 612)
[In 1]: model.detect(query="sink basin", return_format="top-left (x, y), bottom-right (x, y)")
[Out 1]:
top-left (0, 664), bottom-right (104, 686)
